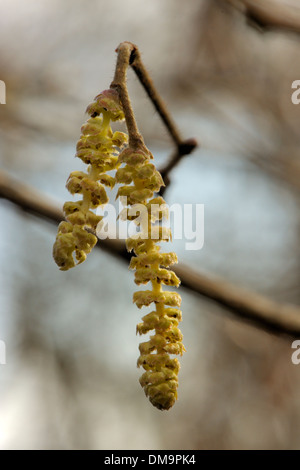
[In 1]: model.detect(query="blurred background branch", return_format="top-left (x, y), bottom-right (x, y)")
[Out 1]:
top-left (225, 0), bottom-right (300, 33)
top-left (1, 169), bottom-right (300, 338)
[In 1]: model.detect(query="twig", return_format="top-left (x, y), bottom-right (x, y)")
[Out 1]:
top-left (110, 42), bottom-right (198, 194)
top-left (129, 45), bottom-right (183, 148)
top-left (110, 42), bottom-right (146, 152)
top-left (1, 169), bottom-right (300, 338)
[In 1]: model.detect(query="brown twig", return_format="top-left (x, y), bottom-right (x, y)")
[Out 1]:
top-left (110, 42), bottom-right (146, 152)
top-left (129, 46), bottom-right (183, 147)
top-left (110, 42), bottom-right (198, 194)
top-left (1, 169), bottom-right (300, 338)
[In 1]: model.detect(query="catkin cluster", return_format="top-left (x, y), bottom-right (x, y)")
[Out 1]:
top-left (115, 147), bottom-right (185, 411)
top-left (53, 88), bottom-right (184, 411)
top-left (53, 90), bottom-right (127, 270)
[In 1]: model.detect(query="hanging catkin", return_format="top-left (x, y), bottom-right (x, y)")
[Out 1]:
top-left (116, 146), bottom-right (185, 410)
top-left (53, 90), bottom-right (127, 270)
top-left (53, 87), bottom-right (184, 411)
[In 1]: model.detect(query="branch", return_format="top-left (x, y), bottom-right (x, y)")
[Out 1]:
top-left (1, 169), bottom-right (300, 338)
top-left (226, 0), bottom-right (300, 33)
top-left (110, 42), bottom-right (198, 194)
top-left (129, 45), bottom-right (185, 148)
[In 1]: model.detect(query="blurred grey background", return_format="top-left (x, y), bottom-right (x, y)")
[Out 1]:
top-left (0, 0), bottom-right (300, 450)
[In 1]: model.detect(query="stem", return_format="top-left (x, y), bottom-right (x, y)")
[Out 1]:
top-left (130, 47), bottom-right (182, 147)
top-left (129, 46), bottom-right (198, 194)
top-left (110, 42), bottom-right (146, 151)
top-left (110, 42), bottom-right (198, 193)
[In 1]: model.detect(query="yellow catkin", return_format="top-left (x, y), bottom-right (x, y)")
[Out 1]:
top-left (53, 89), bottom-right (127, 270)
top-left (53, 88), bottom-right (184, 410)
top-left (116, 147), bottom-right (185, 411)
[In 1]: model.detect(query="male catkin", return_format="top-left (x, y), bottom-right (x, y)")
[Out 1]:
top-left (53, 88), bottom-right (184, 411)
top-left (53, 90), bottom-right (127, 270)
top-left (116, 146), bottom-right (185, 410)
